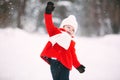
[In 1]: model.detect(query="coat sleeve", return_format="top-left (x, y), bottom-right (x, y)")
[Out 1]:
top-left (71, 41), bottom-right (81, 68)
top-left (44, 14), bottom-right (61, 37)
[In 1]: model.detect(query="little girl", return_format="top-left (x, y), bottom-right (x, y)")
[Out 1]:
top-left (40, 1), bottom-right (85, 80)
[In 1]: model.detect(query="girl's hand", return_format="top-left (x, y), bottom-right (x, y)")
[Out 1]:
top-left (45, 1), bottom-right (55, 14)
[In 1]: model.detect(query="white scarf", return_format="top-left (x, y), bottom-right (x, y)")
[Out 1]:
top-left (49, 32), bottom-right (72, 50)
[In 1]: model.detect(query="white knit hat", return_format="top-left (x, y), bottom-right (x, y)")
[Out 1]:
top-left (59, 15), bottom-right (78, 33)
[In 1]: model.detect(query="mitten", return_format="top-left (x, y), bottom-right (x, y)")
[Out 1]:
top-left (76, 64), bottom-right (85, 73)
top-left (45, 1), bottom-right (55, 14)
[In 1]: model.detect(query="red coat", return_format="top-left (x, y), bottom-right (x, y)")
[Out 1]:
top-left (40, 14), bottom-right (81, 70)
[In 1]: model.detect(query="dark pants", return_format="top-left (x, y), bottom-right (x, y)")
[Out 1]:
top-left (50, 59), bottom-right (70, 80)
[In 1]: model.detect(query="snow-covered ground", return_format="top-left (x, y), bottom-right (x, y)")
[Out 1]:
top-left (0, 28), bottom-right (120, 80)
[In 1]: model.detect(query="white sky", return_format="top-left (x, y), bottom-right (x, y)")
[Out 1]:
top-left (0, 28), bottom-right (120, 80)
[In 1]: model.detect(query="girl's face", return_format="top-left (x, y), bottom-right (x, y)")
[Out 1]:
top-left (63, 25), bottom-right (75, 36)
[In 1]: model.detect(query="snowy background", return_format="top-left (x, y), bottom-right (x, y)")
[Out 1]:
top-left (0, 0), bottom-right (120, 80)
top-left (0, 28), bottom-right (120, 80)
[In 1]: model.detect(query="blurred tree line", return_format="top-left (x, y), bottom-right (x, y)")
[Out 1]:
top-left (0, 0), bottom-right (120, 36)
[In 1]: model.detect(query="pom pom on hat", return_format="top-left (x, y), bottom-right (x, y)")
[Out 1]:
top-left (60, 15), bottom-right (78, 33)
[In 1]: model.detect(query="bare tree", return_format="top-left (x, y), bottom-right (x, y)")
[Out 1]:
top-left (0, 0), bottom-right (12, 27)
top-left (17, 0), bottom-right (27, 29)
